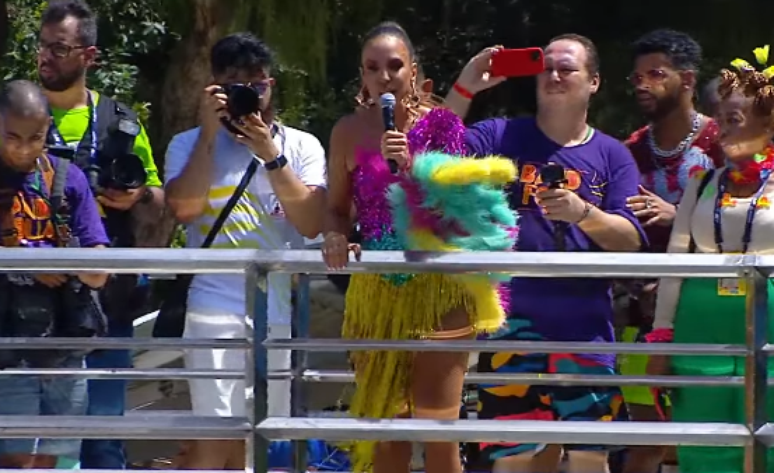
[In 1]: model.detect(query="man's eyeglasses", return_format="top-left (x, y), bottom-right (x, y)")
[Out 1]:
top-left (38, 41), bottom-right (88, 59)
top-left (627, 69), bottom-right (669, 86)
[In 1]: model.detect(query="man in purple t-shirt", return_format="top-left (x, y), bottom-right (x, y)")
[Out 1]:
top-left (0, 80), bottom-right (108, 469)
top-left (445, 35), bottom-right (646, 473)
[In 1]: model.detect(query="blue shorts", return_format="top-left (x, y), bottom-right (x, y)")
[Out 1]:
top-left (477, 318), bottom-right (626, 460)
top-left (0, 355), bottom-right (87, 458)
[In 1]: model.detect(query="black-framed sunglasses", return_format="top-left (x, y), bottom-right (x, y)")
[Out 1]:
top-left (38, 41), bottom-right (88, 59)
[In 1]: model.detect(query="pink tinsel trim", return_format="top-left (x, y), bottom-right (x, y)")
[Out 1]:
top-left (407, 108), bottom-right (466, 156)
top-left (645, 328), bottom-right (674, 343)
top-left (497, 283), bottom-right (511, 314)
top-left (401, 109), bottom-right (470, 239)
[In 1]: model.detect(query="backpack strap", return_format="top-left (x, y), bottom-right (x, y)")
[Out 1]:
top-left (38, 155), bottom-right (55, 198)
top-left (688, 169), bottom-right (716, 254)
top-left (49, 157), bottom-right (73, 247)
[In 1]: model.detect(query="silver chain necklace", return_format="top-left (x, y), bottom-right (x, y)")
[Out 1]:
top-left (647, 112), bottom-right (701, 159)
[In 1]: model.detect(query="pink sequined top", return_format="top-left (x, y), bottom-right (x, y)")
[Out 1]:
top-left (352, 108), bottom-right (466, 250)
top-left (352, 152), bottom-right (401, 248)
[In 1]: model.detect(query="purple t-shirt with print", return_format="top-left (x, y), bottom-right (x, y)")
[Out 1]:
top-left (465, 117), bottom-right (646, 367)
top-left (0, 155), bottom-right (108, 248)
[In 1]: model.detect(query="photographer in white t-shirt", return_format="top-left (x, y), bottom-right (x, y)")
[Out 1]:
top-left (164, 33), bottom-right (326, 470)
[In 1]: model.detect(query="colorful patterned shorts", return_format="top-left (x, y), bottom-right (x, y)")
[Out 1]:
top-left (476, 317), bottom-right (626, 460)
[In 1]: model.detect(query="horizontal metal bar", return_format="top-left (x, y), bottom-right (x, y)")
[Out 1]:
top-left (0, 248), bottom-right (256, 273)
top-left (256, 417), bottom-right (751, 446)
top-left (0, 368), bottom-right (243, 380)
top-left (25, 471), bottom-right (235, 473)
top-left (296, 369), bottom-right (744, 387)
top-left (754, 423), bottom-right (774, 447)
top-left (0, 248), bottom-right (758, 278)
top-left (264, 338), bottom-right (748, 356)
top-left (0, 415), bottom-right (250, 439)
top-left (24, 471), bottom-right (333, 473)
top-left (0, 337), bottom-right (248, 349)
top-left (257, 250), bottom-right (754, 278)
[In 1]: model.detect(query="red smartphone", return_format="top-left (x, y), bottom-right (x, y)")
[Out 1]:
top-left (490, 48), bottom-right (545, 77)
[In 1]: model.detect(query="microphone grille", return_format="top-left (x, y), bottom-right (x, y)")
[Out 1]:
top-left (380, 93), bottom-right (396, 107)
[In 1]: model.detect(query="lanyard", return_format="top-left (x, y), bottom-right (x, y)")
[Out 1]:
top-left (47, 91), bottom-right (98, 165)
top-left (713, 168), bottom-right (771, 254)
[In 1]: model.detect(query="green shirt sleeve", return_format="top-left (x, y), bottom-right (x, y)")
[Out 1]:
top-left (133, 123), bottom-right (162, 187)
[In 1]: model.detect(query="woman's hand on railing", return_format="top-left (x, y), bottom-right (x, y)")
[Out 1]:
top-left (322, 232), bottom-right (361, 270)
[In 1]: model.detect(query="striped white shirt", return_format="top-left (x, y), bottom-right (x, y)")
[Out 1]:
top-left (164, 125), bottom-right (326, 319)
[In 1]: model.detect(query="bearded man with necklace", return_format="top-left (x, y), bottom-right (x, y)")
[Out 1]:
top-left (616, 30), bottom-right (725, 473)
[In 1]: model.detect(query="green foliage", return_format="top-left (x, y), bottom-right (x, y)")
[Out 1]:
top-left (2, 0), bottom-right (174, 126)
top-left (3, 0), bottom-right (44, 81)
top-left (5, 0), bottom-right (774, 156)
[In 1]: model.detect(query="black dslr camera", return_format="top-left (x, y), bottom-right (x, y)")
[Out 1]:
top-left (216, 83), bottom-right (264, 134)
top-left (46, 119), bottom-right (147, 192)
top-left (90, 118), bottom-right (148, 191)
top-left (91, 118), bottom-right (147, 191)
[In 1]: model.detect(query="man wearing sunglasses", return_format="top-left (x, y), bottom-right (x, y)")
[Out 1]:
top-left (35, 0), bottom-right (166, 469)
top-left (618, 29), bottom-right (725, 473)
top-left (164, 32), bottom-right (327, 470)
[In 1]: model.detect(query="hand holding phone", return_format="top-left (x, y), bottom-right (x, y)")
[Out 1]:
top-left (490, 48), bottom-right (545, 78)
top-left (454, 47), bottom-right (507, 96)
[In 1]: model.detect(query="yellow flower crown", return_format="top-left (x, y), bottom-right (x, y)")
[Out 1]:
top-left (731, 45), bottom-right (774, 79)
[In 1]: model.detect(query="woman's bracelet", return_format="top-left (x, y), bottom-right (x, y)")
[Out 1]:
top-left (452, 82), bottom-right (474, 100)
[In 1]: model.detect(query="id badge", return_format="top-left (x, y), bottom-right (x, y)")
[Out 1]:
top-left (718, 278), bottom-right (747, 296)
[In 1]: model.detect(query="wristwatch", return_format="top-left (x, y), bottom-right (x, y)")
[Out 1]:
top-left (265, 154), bottom-right (288, 171)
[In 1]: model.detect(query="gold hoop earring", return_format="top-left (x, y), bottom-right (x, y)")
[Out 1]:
top-left (401, 80), bottom-right (423, 128)
top-left (355, 85), bottom-right (374, 108)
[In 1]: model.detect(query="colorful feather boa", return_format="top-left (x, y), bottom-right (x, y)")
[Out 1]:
top-left (388, 108), bottom-right (519, 326)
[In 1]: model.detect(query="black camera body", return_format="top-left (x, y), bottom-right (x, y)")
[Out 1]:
top-left (216, 83), bottom-right (264, 134)
top-left (540, 163), bottom-right (567, 189)
top-left (91, 118), bottom-right (147, 192)
top-left (85, 154), bottom-right (147, 192)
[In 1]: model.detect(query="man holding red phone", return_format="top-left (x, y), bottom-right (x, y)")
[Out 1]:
top-left (446, 35), bottom-right (646, 473)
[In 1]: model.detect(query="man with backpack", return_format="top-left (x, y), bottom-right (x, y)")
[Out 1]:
top-left (36, 1), bottom-right (167, 468)
top-left (0, 79), bottom-right (109, 469)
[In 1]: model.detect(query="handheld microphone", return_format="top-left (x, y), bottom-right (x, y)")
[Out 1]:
top-left (540, 163), bottom-right (569, 251)
top-left (380, 93), bottom-right (398, 174)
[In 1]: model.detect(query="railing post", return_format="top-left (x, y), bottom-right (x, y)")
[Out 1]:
top-left (291, 273), bottom-right (310, 473)
top-left (744, 268), bottom-right (768, 473)
top-left (246, 263), bottom-right (269, 473)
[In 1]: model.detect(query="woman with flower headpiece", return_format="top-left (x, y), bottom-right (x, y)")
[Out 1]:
top-left (647, 45), bottom-right (774, 473)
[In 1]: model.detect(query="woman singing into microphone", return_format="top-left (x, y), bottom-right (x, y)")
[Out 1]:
top-left (322, 22), bottom-right (517, 473)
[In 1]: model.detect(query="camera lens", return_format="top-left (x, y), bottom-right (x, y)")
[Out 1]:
top-left (107, 154), bottom-right (147, 190)
top-left (226, 84), bottom-right (260, 118)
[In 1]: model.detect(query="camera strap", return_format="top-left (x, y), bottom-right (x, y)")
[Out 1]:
top-left (49, 158), bottom-right (73, 247)
top-left (202, 124), bottom-right (279, 247)
top-left (46, 91), bottom-right (98, 167)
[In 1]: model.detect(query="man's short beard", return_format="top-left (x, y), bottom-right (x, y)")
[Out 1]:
top-left (39, 68), bottom-right (85, 92)
top-left (644, 92), bottom-right (683, 121)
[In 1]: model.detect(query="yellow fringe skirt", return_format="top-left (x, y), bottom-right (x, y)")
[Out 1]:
top-left (343, 272), bottom-right (499, 471)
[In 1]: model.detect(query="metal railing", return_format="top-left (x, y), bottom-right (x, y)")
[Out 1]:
top-left (0, 248), bottom-right (771, 473)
